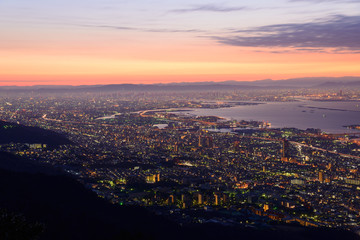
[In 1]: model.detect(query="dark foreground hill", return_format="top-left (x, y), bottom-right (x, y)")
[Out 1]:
top-left (0, 121), bottom-right (71, 146)
top-left (0, 152), bottom-right (177, 240)
top-left (0, 152), bottom-right (359, 240)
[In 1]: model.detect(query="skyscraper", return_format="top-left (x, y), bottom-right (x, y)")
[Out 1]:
top-left (281, 139), bottom-right (289, 162)
top-left (319, 171), bottom-right (324, 183)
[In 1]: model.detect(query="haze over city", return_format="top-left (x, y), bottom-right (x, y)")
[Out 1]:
top-left (1, 0), bottom-right (360, 85)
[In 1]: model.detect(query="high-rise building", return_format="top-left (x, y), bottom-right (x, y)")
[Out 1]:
top-left (281, 139), bottom-right (290, 161)
top-left (198, 135), bottom-right (202, 147)
top-left (214, 194), bottom-right (219, 205)
top-left (327, 163), bottom-right (332, 170)
top-left (146, 174), bottom-right (159, 184)
top-left (197, 193), bottom-right (203, 205)
top-left (319, 171), bottom-right (324, 183)
top-left (146, 174), bottom-right (156, 184)
top-left (223, 193), bottom-right (227, 203)
top-left (169, 195), bottom-right (174, 204)
top-left (181, 194), bottom-right (186, 202)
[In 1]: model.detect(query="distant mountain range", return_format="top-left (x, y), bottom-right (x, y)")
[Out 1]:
top-left (1, 77), bottom-right (360, 93)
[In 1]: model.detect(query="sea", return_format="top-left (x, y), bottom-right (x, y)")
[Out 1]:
top-left (174, 100), bottom-right (360, 134)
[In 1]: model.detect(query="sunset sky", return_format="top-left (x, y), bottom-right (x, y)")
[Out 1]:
top-left (0, 0), bottom-right (359, 85)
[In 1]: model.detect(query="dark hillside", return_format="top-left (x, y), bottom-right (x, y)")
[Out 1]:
top-left (0, 121), bottom-right (71, 146)
top-left (0, 152), bottom-right (358, 240)
top-left (0, 152), bottom-right (177, 240)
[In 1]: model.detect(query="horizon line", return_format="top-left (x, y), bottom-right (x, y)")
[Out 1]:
top-left (0, 76), bottom-right (359, 87)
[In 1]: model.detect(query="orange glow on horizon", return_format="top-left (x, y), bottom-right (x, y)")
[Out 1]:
top-left (1, 72), bottom-right (359, 86)
top-left (1, 42), bottom-right (360, 86)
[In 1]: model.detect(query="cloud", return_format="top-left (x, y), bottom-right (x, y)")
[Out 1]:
top-left (211, 15), bottom-right (360, 53)
top-left (77, 24), bottom-right (205, 34)
top-left (171, 4), bottom-right (248, 13)
top-left (93, 25), bottom-right (136, 31)
top-left (142, 28), bottom-right (205, 33)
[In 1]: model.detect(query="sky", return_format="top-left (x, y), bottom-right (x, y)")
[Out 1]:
top-left (0, 0), bottom-right (360, 86)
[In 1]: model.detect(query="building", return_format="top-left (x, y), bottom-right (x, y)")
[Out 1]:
top-left (319, 171), bottom-right (324, 183)
top-left (214, 194), bottom-right (219, 205)
top-left (291, 179), bottom-right (306, 185)
top-left (197, 193), bottom-right (203, 205)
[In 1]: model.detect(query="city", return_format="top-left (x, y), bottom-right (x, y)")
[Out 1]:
top-left (1, 88), bottom-right (360, 236)
top-left (2, 0), bottom-right (360, 238)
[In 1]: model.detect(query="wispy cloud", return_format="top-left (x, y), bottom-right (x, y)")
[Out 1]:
top-left (171, 4), bottom-right (248, 13)
top-left (211, 15), bottom-right (360, 53)
top-left (142, 28), bottom-right (205, 33)
top-left (76, 24), bottom-right (205, 34)
top-left (93, 25), bottom-right (136, 31)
